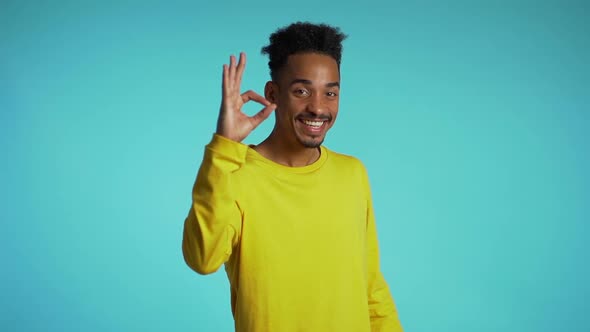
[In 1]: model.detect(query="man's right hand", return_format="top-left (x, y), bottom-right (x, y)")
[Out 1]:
top-left (216, 52), bottom-right (276, 142)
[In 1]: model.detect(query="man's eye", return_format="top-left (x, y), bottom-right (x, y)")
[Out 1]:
top-left (327, 92), bottom-right (338, 97)
top-left (294, 89), bottom-right (308, 96)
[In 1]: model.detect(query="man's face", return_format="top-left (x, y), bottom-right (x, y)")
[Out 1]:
top-left (266, 53), bottom-right (340, 148)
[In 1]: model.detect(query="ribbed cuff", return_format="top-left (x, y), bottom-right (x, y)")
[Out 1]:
top-left (206, 133), bottom-right (249, 163)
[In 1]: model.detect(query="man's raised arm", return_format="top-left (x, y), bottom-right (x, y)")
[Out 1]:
top-left (182, 53), bottom-right (275, 274)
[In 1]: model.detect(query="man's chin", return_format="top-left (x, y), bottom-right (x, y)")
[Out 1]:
top-left (298, 135), bottom-right (325, 148)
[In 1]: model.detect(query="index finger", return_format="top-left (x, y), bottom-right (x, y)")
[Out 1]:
top-left (241, 90), bottom-right (270, 106)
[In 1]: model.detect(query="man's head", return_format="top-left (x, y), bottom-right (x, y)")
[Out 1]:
top-left (261, 22), bottom-right (347, 149)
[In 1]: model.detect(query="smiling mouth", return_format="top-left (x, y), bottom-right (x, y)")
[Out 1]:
top-left (297, 118), bottom-right (330, 136)
top-left (301, 119), bottom-right (325, 128)
top-left (298, 115), bottom-right (331, 127)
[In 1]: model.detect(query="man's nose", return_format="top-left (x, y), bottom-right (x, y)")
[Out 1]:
top-left (306, 94), bottom-right (325, 115)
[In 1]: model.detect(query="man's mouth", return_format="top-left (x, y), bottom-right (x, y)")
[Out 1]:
top-left (297, 117), bottom-right (330, 135)
top-left (301, 119), bottom-right (326, 128)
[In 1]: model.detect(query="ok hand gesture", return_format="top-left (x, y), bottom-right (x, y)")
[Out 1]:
top-left (216, 52), bottom-right (276, 142)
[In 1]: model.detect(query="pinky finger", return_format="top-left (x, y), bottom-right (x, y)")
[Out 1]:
top-left (222, 64), bottom-right (228, 91)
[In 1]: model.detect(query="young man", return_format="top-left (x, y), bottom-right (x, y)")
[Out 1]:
top-left (182, 22), bottom-right (403, 332)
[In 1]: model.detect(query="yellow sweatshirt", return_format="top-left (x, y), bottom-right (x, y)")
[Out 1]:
top-left (182, 134), bottom-right (403, 332)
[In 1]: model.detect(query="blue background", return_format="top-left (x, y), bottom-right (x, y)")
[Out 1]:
top-left (2, 0), bottom-right (588, 331)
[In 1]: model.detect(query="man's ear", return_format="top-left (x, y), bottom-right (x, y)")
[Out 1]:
top-left (265, 81), bottom-right (278, 104)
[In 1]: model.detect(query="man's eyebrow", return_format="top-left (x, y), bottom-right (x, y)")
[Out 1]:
top-left (289, 79), bottom-right (312, 86)
top-left (289, 79), bottom-right (340, 88)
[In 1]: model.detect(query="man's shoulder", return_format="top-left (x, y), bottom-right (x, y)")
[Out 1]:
top-left (323, 146), bottom-right (368, 173)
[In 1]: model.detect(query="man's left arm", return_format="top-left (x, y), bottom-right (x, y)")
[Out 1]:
top-left (363, 169), bottom-right (404, 331)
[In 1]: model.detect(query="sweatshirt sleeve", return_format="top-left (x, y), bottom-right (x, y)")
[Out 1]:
top-left (362, 167), bottom-right (404, 331)
top-left (182, 134), bottom-right (247, 275)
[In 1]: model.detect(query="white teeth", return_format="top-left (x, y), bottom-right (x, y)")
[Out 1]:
top-left (302, 120), bottom-right (324, 127)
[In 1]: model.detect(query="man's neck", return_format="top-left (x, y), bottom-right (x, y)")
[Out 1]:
top-left (253, 132), bottom-right (320, 167)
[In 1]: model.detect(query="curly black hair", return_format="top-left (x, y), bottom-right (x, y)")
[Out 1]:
top-left (261, 22), bottom-right (347, 81)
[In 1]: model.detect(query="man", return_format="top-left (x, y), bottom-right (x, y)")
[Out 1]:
top-left (182, 22), bottom-right (403, 331)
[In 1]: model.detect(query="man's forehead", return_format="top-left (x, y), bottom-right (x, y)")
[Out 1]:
top-left (280, 53), bottom-right (340, 82)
